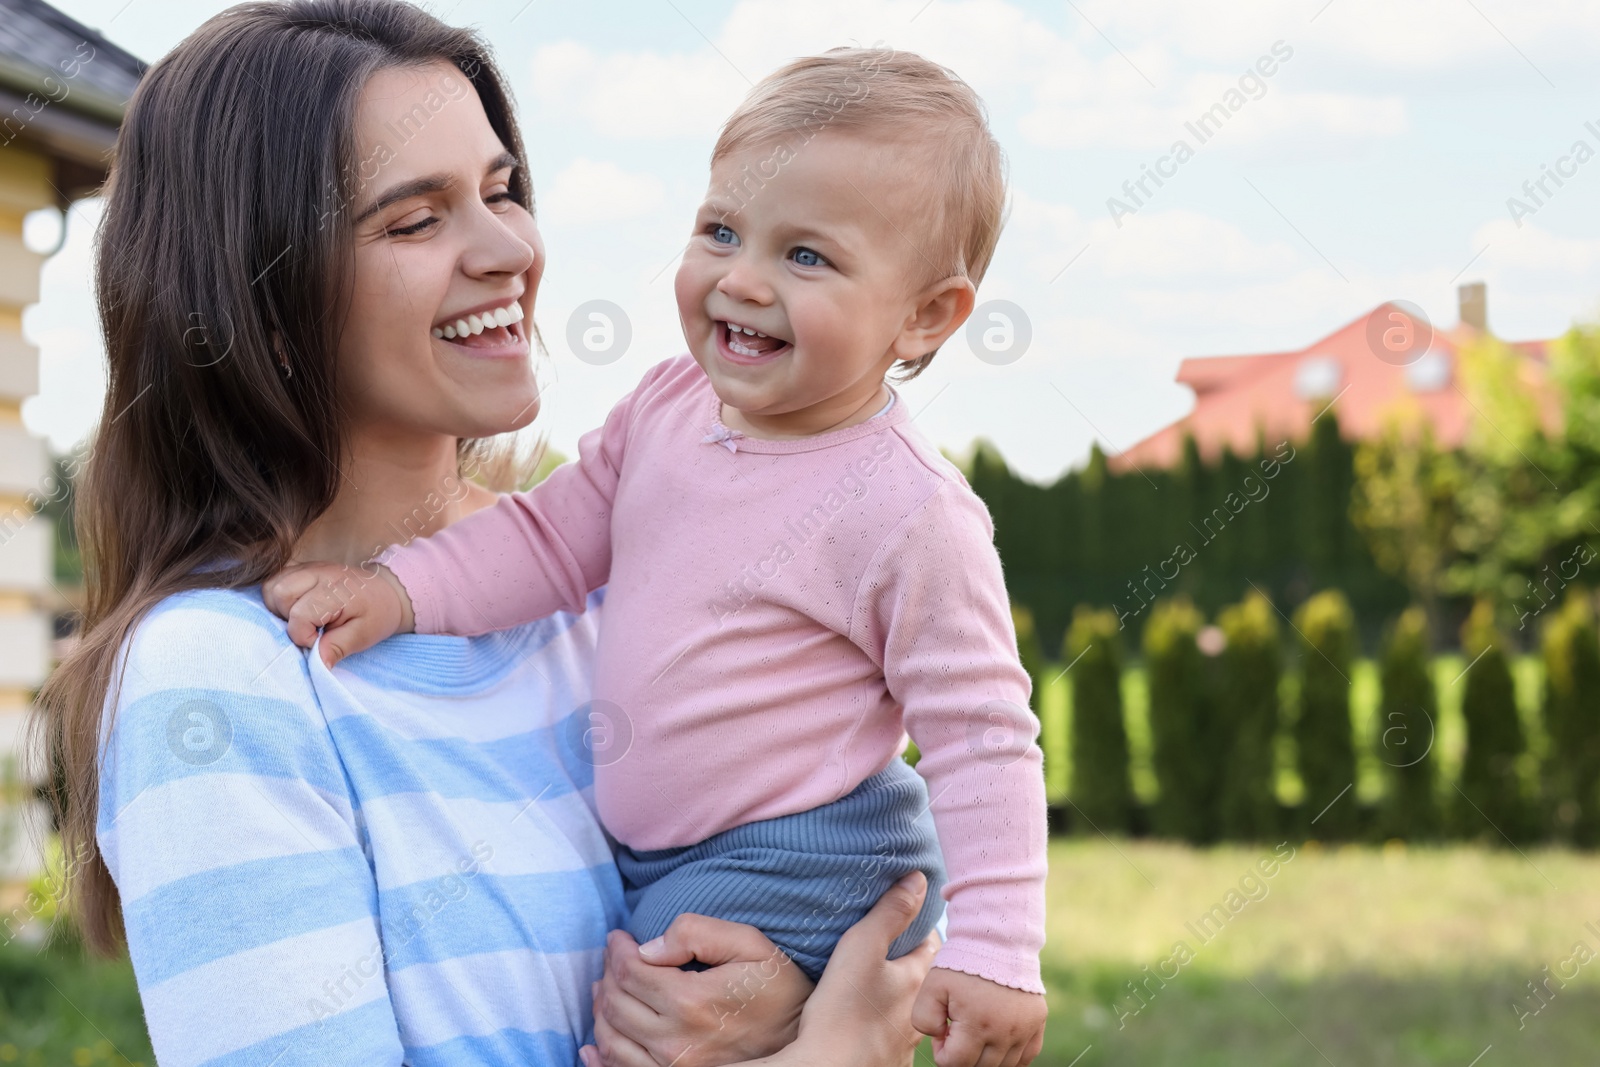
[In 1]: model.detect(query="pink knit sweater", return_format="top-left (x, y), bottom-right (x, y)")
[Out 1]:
top-left (382, 355), bottom-right (1047, 993)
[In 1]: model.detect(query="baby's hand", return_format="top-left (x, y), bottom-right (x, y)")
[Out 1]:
top-left (263, 562), bottom-right (414, 667)
top-left (912, 967), bottom-right (1047, 1067)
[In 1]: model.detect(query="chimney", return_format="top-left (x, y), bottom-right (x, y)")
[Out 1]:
top-left (1458, 281), bottom-right (1487, 332)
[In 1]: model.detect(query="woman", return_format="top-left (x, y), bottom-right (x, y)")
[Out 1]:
top-left (34, 2), bottom-right (936, 1064)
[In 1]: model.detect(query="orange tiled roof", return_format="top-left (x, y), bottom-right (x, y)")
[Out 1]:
top-left (1112, 303), bottom-right (1555, 471)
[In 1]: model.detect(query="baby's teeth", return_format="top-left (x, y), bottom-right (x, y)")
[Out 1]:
top-left (432, 327), bottom-right (444, 339)
top-left (455, 319), bottom-right (471, 336)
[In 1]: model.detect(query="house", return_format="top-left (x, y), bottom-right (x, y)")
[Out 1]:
top-left (0, 0), bottom-right (143, 881)
top-left (1113, 283), bottom-right (1556, 471)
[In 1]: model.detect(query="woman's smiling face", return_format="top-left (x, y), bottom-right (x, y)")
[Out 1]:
top-left (339, 61), bottom-right (543, 441)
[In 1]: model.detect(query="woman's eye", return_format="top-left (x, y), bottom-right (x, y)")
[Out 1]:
top-left (792, 247), bottom-right (827, 268)
top-left (709, 224), bottom-right (738, 246)
top-left (387, 217), bottom-right (436, 237)
top-left (388, 193), bottom-right (515, 237)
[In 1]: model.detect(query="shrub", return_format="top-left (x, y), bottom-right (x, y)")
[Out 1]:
top-left (1455, 599), bottom-right (1527, 841)
top-left (1143, 597), bottom-right (1218, 842)
top-left (1216, 591), bottom-right (1282, 840)
top-left (1376, 606), bottom-right (1441, 840)
top-left (1292, 591), bottom-right (1358, 838)
top-left (1013, 603), bottom-right (1046, 716)
top-left (1065, 606), bottom-right (1132, 834)
top-left (1542, 590), bottom-right (1600, 845)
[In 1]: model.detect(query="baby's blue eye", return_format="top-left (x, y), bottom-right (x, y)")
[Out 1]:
top-left (710, 224), bottom-right (738, 245)
top-left (792, 247), bottom-right (825, 267)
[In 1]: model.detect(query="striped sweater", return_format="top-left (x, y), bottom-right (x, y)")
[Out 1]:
top-left (96, 585), bottom-right (624, 1067)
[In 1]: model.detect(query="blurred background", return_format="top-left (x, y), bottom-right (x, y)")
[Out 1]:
top-left (3, 0), bottom-right (1600, 1063)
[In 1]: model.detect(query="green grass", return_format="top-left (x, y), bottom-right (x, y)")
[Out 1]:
top-left (0, 935), bottom-right (151, 1065)
top-left (1033, 838), bottom-right (1600, 1066)
top-left (9, 841), bottom-right (1597, 1067)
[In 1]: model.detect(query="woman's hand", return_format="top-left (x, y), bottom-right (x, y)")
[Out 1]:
top-left (770, 871), bottom-right (939, 1067)
top-left (581, 917), bottom-right (813, 1067)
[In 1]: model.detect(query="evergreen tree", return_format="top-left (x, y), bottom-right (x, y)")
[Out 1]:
top-left (1377, 607), bottom-right (1441, 839)
top-left (1144, 597), bottom-right (1217, 841)
top-left (1065, 607), bottom-right (1132, 834)
top-left (1012, 603), bottom-right (1046, 716)
top-left (1455, 600), bottom-right (1527, 841)
top-left (1293, 590), bottom-right (1358, 838)
top-left (1542, 591), bottom-right (1600, 845)
top-left (1216, 591), bottom-right (1283, 840)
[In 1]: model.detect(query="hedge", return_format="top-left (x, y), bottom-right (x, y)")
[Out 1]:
top-left (1143, 597), bottom-right (1218, 842)
top-left (1216, 591), bottom-right (1282, 840)
top-left (1454, 600), bottom-right (1528, 841)
top-left (1542, 591), bottom-right (1600, 844)
top-left (1065, 606), bottom-right (1132, 834)
top-left (1293, 590), bottom-right (1358, 838)
top-left (1377, 606), bottom-right (1441, 840)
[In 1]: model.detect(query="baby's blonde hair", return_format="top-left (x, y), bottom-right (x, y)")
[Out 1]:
top-left (711, 46), bottom-right (1008, 379)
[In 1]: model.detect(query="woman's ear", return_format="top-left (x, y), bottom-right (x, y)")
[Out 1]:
top-left (890, 276), bottom-right (976, 364)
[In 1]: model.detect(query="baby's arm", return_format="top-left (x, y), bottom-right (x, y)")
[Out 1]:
top-left (852, 480), bottom-right (1049, 1066)
top-left (267, 368), bottom-right (656, 658)
top-left (380, 390), bottom-right (634, 638)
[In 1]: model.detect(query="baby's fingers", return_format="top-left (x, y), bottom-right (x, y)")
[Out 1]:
top-left (285, 587), bottom-right (344, 650)
top-left (262, 567), bottom-right (326, 619)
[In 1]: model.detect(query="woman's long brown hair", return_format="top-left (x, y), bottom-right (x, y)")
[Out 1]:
top-left (30, 0), bottom-right (534, 955)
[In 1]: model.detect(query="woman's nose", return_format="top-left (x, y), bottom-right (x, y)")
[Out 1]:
top-left (461, 204), bottom-right (538, 279)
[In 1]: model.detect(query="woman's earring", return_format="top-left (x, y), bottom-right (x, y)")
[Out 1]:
top-left (272, 332), bottom-right (293, 379)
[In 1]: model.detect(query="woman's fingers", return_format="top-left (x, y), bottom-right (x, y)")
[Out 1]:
top-left (602, 931), bottom-right (674, 1014)
top-left (835, 870), bottom-right (927, 960)
top-left (591, 995), bottom-right (664, 1067)
top-left (639, 912), bottom-right (789, 969)
top-left (592, 963), bottom-right (670, 1051)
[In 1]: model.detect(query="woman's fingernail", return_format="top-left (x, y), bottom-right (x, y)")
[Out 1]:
top-left (639, 937), bottom-right (665, 958)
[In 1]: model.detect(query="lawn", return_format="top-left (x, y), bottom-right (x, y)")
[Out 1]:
top-left (1033, 838), bottom-right (1600, 1066)
top-left (0, 647), bottom-right (1570, 1067)
top-left (7, 839), bottom-right (1596, 1066)
top-left (0, 934), bottom-right (150, 1065)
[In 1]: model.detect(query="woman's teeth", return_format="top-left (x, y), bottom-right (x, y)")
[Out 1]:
top-left (432, 301), bottom-right (524, 340)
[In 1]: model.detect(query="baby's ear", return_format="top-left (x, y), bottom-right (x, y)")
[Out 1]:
top-left (894, 275), bottom-right (976, 364)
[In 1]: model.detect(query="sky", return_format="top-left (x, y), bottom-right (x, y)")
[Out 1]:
top-left (19, 0), bottom-right (1600, 483)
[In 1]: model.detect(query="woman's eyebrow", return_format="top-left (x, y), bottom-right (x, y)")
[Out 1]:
top-left (355, 149), bottom-right (519, 224)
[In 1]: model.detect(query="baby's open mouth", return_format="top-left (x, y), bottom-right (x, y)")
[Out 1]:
top-left (721, 320), bottom-right (791, 359)
top-left (432, 301), bottom-right (525, 349)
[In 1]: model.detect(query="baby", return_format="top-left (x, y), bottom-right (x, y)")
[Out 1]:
top-left (268, 46), bottom-right (1047, 1067)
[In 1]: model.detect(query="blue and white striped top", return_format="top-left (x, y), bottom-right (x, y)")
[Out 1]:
top-left (96, 585), bottom-right (625, 1067)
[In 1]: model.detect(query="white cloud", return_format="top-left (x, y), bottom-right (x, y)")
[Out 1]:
top-left (1471, 218), bottom-right (1600, 275)
top-left (1006, 193), bottom-right (1301, 280)
top-left (528, 41), bottom-right (748, 140)
top-left (538, 158), bottom-right (667, 226)
top-left (527, 0), bottom-right (1410, 157)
